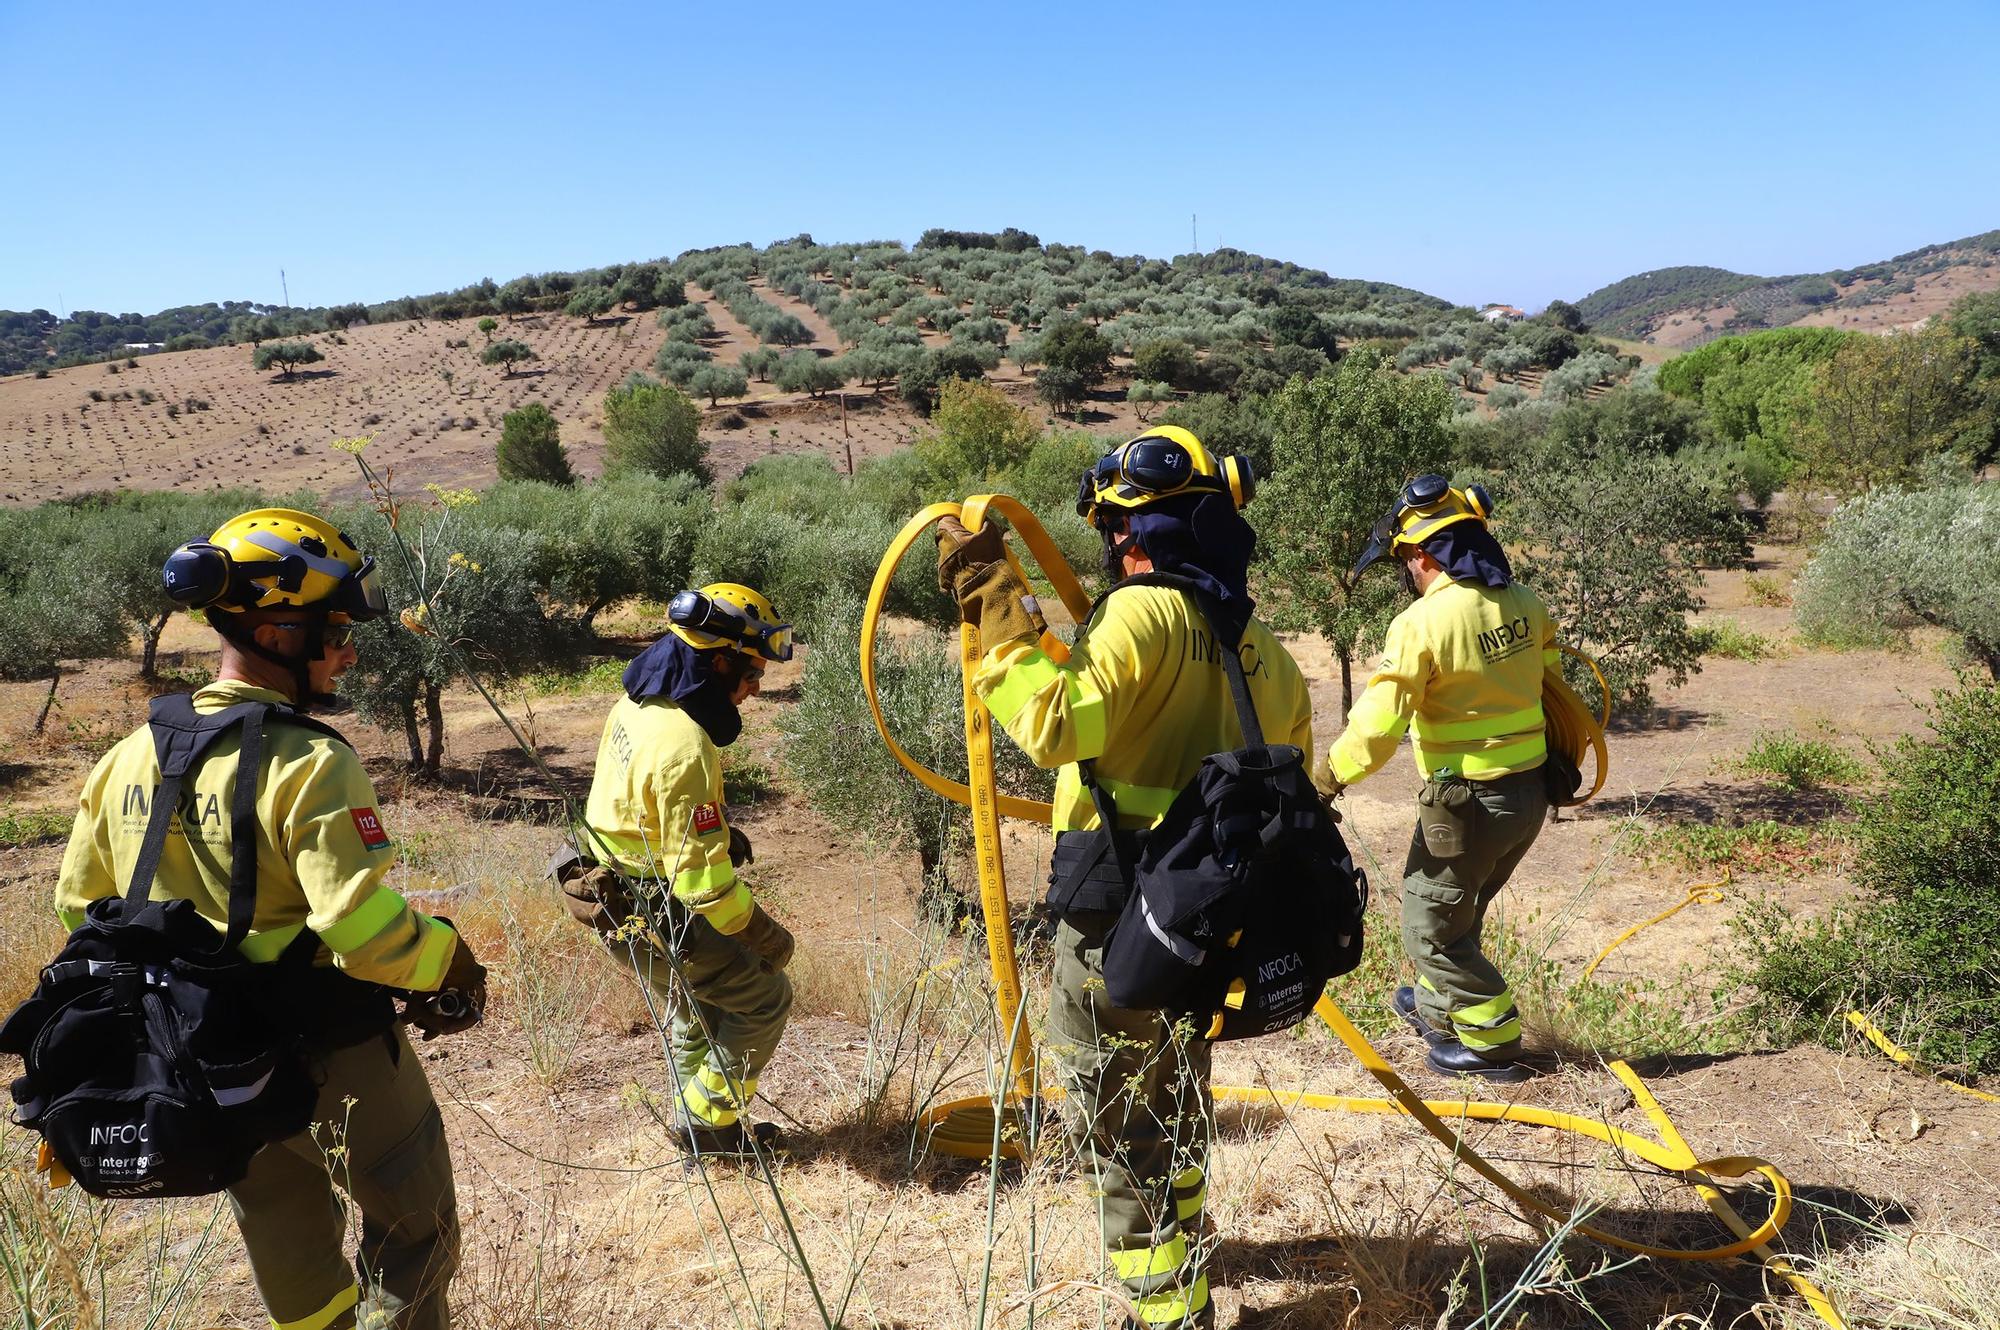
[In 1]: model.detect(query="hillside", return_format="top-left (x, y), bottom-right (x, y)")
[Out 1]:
top-left (0, 234), bottom-right (1477, 504)
top-left (1576, 228), bottom-right (2000, 347)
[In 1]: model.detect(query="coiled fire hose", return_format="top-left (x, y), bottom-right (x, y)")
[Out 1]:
top-left (860, 496), bottom-right (1841, 1323)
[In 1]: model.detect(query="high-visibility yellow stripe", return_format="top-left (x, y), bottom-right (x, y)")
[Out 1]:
top-left (1177, 1185), bottom-right (1207, 1222)
top-left (1543, 647), bottom-right (1561, 666)
top-left (1456, 989), bottom-right (1517, 1027)
top-left (317, 885), bottom-right (407, 954)
top-left (681, 1078), bottom-right (739, 1127)
top-left (1134, 1275), bottom-right (1209, 1323)
top-left (982, 647), bottom-right (1065, 726)
top-left (1052, 771), bottom-right (1182, 832)
top-left (1109, 1233), bottom-right (1188, 1282)
top-left (981, 646), bottom-right (1108, 759)
top-left (1460, 1018), bottom-right (1522, 1051)
top-left (238, 922), bottom-right (306, 963)
top-left (57, 907), bottom-right (86, 932)
top-left (684, 879), bottom-right (750, 934)
top-left (272, 1282), bottom-right (358, 1330)
top-left (1414, 734), bottom-right (1547, 778)
top-left (1415, 703), bottom-right (1545, 744)
top-left (407, 917), bottom-right (458, 991)
top-left (674, 861), bottom-right (735, 896)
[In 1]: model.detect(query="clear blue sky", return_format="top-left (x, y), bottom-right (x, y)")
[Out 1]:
top-left (3, 0), bottom-right (1996, 316)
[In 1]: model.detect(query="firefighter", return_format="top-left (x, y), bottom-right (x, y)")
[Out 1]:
top-left (937, 427), bottom-right (1311, 1330)
top-left (1323, 475), bottom-right (1557, 1083)
top-left (560, 583), bottom-right (796, 1156)
top-left (57, 508), bottom-right (483, 1330)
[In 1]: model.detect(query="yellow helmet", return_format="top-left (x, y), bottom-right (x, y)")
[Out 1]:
top-left (162, 507), bottom-right (386, 620)
top-left (1351, 474), bottom-right (1495, 577)
top-left (667, 582), bottom-right (793, 663)
top-left (1075, 425), bottom-right (1256, 523)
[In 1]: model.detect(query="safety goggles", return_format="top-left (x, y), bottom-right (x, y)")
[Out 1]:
top-left (668, 590), bottom-right (794, 662)
top-left (1076, 437), bottom-right (1209, 514)
top-left (337, 558), bottom-right (387, 621)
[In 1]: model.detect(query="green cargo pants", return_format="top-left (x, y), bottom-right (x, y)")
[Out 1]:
top-left (227, 1026), bottom-right (457, 1330)
top-left (620, 911), bottom-right (793, 1129)
top-left (1046, 910), bottom-right (1213, 1328)
top-left (1401, 767), bottom-right (1549, 1061)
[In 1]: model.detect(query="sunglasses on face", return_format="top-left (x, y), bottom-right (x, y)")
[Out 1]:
top-left (271, 622), bottom-right (357, 649)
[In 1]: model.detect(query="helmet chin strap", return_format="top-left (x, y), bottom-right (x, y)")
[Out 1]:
top-left (213, 610), bottom-right (331, 711)
top-left (1096, 516), bottom-right (1143, 584)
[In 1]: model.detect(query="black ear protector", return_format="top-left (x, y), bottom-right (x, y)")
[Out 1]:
top-left (1220, 454), bottom-right (1255, 509)
top-left (668, 589), bottom-right (795, 662)
top-left (1076, 439), bottom-right (1258, 516)
top-left (1396, 474), bottom-right (1492, 522)
top-left (161, 541), bottom-right (305, 610)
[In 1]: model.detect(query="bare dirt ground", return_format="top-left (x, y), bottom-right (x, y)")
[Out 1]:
top-left (0, 281), bottom-right (1158, 508)
top-left (2, 535), bottom-right (1989, 1327)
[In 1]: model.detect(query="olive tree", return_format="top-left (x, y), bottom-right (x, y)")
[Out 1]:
top-left (1503, 442), bottom-right (1747, 709)
top-left (482, 339), bottom-right (538, 376)
top-left (687, 364), bottom-right (750, 406)
top-left (775, 351), bottom-right (845, 398)
top-left (253, 341), bottom-right (324, 380)
top-left (565, 286), bottom-right (615, 324)
top-left (1127, 379), bottom-right (1172, 422)
top-left (1795, 482), bottom-right (2000, 677)
top-left (336, 500), bottom-right (570, 772)
top-left (1251, 352), bottom-right (1455, 708)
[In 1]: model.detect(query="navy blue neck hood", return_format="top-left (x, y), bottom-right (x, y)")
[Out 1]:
top-left (1420, 522), bottom-right (1513, 589)
top-left (1122, 491), bottom-right (1257, 640)
top-left (621, 634), bottom-right (743, 746)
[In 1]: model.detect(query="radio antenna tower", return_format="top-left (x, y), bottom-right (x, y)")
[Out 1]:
top-left (280, 269), bottom-right (291, 308)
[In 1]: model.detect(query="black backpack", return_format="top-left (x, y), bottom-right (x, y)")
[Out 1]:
top-left (1089, 577), bottom-right (1368, 1041)
top-left (0, 696), bottom-right (357, 1198)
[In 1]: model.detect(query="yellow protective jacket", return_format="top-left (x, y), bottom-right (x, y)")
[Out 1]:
top-left (1329, 572), bottom-right (1557, 786)
top-left (582, 695), bottom-right (750, 934)
top-left (55, 680), bottom-right (458, 990)
top-left (974, 583), bottom-right (1314, 831)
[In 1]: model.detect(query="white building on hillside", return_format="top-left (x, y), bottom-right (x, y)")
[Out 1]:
top-left (1478, 305), bottom-right (1524, 323)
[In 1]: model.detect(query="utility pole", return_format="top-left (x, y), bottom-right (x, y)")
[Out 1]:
top-left (1191, 214), bottom-right (1198, 253)
top-left (280, 269), bottom-right (290, 308)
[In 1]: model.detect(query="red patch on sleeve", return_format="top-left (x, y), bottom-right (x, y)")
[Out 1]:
top-left (349, 807), bottom-right (391, 851)
top-left (692, 802), bottom-right (722, 835)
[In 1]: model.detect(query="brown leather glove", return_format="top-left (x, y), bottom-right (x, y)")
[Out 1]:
top-left (738, 903), bottom-right (795, 971)
top-left (402, 931), bottom-right (488, 1041)
top-left (935, 515), bottom-right (1007, 595)
top-left (728, 825), bottom-right (754, 867)
top-left (560, 863), bottom-right (635, 934)
top-left (1311, 759), bottom-right (1346, 821)
top-left (935, 516), bottom-right (1038, 647)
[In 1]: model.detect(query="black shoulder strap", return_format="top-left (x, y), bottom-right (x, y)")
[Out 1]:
top-left (129, 695), bottom-right (273, 955)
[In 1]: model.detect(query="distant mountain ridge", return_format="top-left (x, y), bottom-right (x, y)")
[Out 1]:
top-left (1575, 229), bottom-right (2000, 346)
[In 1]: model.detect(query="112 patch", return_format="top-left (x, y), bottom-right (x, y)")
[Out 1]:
top-left (350, 807), bottom-right (392, 851)
top-left (692, 802), bottom-right (722, 835)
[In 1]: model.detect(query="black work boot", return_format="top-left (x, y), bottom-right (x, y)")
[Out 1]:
top-left (1394, 986), bottom-right (1456, 1045)
top-left (678, 1118), bottom-right (780, 1159)
top-left (1426, 1039), bottom-right (1534, 1084)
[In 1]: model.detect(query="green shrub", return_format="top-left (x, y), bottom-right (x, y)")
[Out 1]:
top-left (602, 375), bottom-right (708, 483)
top-left (1794, 483), bottom-right (2000, 675)
top-left (495, 403), bottom-right (574, 486)
top-left (1744, 573), bottom-right (1791, 607)
top-left (915, 378), bottom-right (1040, 486)
top-left (1690, 619), bottom-right (1775, 660)
top-left (1631, 819), bottom-right (1851, 875)
top-left (1733, 681), bottom-right (2000, 1074)
top-left (0, 806), bottom-right (71, 847)
top-left (1735, 730), bottom-right (1864, 789)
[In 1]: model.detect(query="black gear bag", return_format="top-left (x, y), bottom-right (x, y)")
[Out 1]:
top-left (1087, 576), bottom-right (1368, 1040)
top-left (0, 696), bottom-right (350, 1198)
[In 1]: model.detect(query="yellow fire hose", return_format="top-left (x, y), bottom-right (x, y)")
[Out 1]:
top-left (861, 496), bottom-right (1841, 1323)
top-left (1845, 1011), bottom-right (2000, 1104)
top-left (1581, 874), bottom-right (1730, 981)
